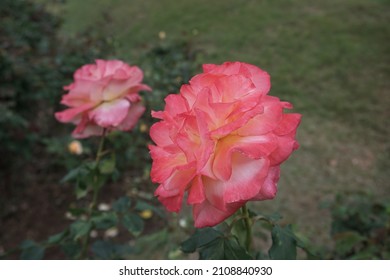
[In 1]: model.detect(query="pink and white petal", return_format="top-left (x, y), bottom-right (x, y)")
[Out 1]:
top-left (155, 168), bottom-right (196, 212)
top-left (66, 79), bottom-right (105, 103)
top-left (149, 145), bottom-right (187, 183)
top-left (61, 93), bottom-right (91, 107)
top-left (212, 134), bottom-right (275, 181)
top-left (55, 103), bottom-right (95, 123)
top-left (155, 185), bottom-right (184, 213)
top-left (99, 60), bottom-right (124, 76)
top-left (116, 102), bottom-right (145, 131)
top-left (149, 121), bottom-right (174, 147)
top-left (210, 104), bottom-right (263, 139)
top-left (243, 63), bottom-right (271, 95)
top-left (236, 98), bottom-right (283, 136)
top-left (202, 63), bottom-right (218, 73)
top-left (103, 67), bottom-right (146, 100)
top-left (269, 135), bottom-right (299, 166)
top-left (209, 153), bottom-right (270, 206)
top-left (202, 61), bottom-right (241, 76)
top-left (89, 99), bottom-right (130, 127)
top-left (193, 199), bottom-right (244, 228)
top-left (72, 122), bottom-right (104, 139)
top-left (252, 166), bottom-right (280, 201)
top-left (187, 175), bottom-right (206, 205)
top-left (214, 75), bottom-right (256, 103)
top-left (180, 84), bottom-right (197, 109)
top-left (274, 113), bottom-right (302, 136)
top-left (163, 93), bottom-right (189, 116)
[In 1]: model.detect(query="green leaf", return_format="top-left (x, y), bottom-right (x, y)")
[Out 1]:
top-left (181, 228), bottom-right (223, 253)
top-left (131, 229), bottom-right (169, 259)
top-left (75, 180), bottom-right (88, 199)
top-left (112, 196), bottom-right (131, 213)
top-left (224, 237), bottom-right (252, 260)
top-left (122, 213), bottom-right (144, 236)
top-left (91, 240), bottom-right (134, 260)
top-left (61, 241), bottom-right (81, 259)
top-left (60, 166), bottom-right (85, 183)
top-left (99, 155), bottom-right (116, 174)
top-left (334, 231), bottom-right (366, 256)
top-left (269, 224), bottom-right (297, 260)
top-left (47, 231), bottom-right (68, 244)
top-left (91, 212), bottom-right (118, 230)
top-left (230, 218), bottom-right (247, 251)
top-left (199, 236), bottom-right (252, 260)
top-left (181, 228), bottom-right (252, 260)
top-left (70, 220), bottom-right (92, 241)
top-left (20, 240), bottom-right (45, 260)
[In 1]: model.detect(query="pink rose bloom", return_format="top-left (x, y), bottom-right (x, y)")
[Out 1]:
top-left (149, 62), bottom-right (301, 228)
top-left (55, 59), bottom-right (151, 138)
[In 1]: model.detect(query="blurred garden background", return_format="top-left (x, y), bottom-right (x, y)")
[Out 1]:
top-left (0, 0), bottom-right (389, 259)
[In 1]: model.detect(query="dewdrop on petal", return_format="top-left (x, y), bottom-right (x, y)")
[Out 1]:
top-left (68, 140), bottom-right (83, 155)
top-left (139, 209), bottom-right (153, 219)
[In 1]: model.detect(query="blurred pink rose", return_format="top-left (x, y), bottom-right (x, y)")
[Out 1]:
top-left (149, 62), bottom-right (301, 228)
top-left (55, 59), bottom-right (151, 138)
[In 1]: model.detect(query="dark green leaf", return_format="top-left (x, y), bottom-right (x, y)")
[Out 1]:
top-left (131, 229), bottom-right (169, 258)
top-left (181, 228), bottom-right (223, 253)
top-left (230, 219), bottom-right (247, 250)
top-left (99, 155), bottom-right (116, 174)
top-left (112, 196), bottom-right (131, 213)
top-left (181, 228), bottom-right (251, 260)
top-left (91, 240), bottom-right (134, 259)
top-left (70, 220), bottom-right (92, 241)
top-left (122, 213), bottom-right (144, 236)
top-left (61, 241), bottom-right (81, 259)
top-left (20, 240), bottom-right (45, 260)
top-left (60, 166), bottom-right (85, 183)
top-left (223, 237), bottom-right (252, 260)
top-left (198, 236), bottom-right (252, 260)
top-left (334, 231), bottom-right (366, 256)
top-left (198, 238), bottom-right (225, 259)
top-left (92, 212), bottom-right (118, 229)
top-left (68, 207), bottom-right (87, 217)
top-left (47, 231), bottom-right (68, 244)
top-left (269, 225), bottom-right (297, 260)
top-left (75, 180), bottom-right (88, 199)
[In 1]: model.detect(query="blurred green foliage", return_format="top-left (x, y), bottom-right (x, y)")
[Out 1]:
top-left (0, 0), bottom-right (113, 182)
top-left (329, 192), bottom-right (390, 259)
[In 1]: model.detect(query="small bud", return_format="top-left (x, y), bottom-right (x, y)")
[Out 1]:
top-left (139, 209), bottom-right (153, 219)
top-left (68, 140), bottom-right (83, 155)
top-left (139, 123), bottom-right (148, 133)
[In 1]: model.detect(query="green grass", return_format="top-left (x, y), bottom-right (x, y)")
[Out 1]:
top-left (59, 0), bottom-right (390, 249)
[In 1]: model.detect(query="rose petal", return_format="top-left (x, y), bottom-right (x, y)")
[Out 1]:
top-left (193, 199), bottom-right (244, 228)
top-left (212, 134), bottom-right (276, 181)
top-left (206, 153), bottom-right (270, 210)
top-left (89, 99), bottom-right (130, 127)
top-left (117, 102), bottom-right (145, 131)
top-left (55, 103), bottom-right (95, 123)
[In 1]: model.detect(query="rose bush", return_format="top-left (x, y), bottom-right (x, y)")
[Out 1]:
top-left (149, 61), bottom-right (301, 228)
top-left (55, 59), bottom-right (151, 138)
